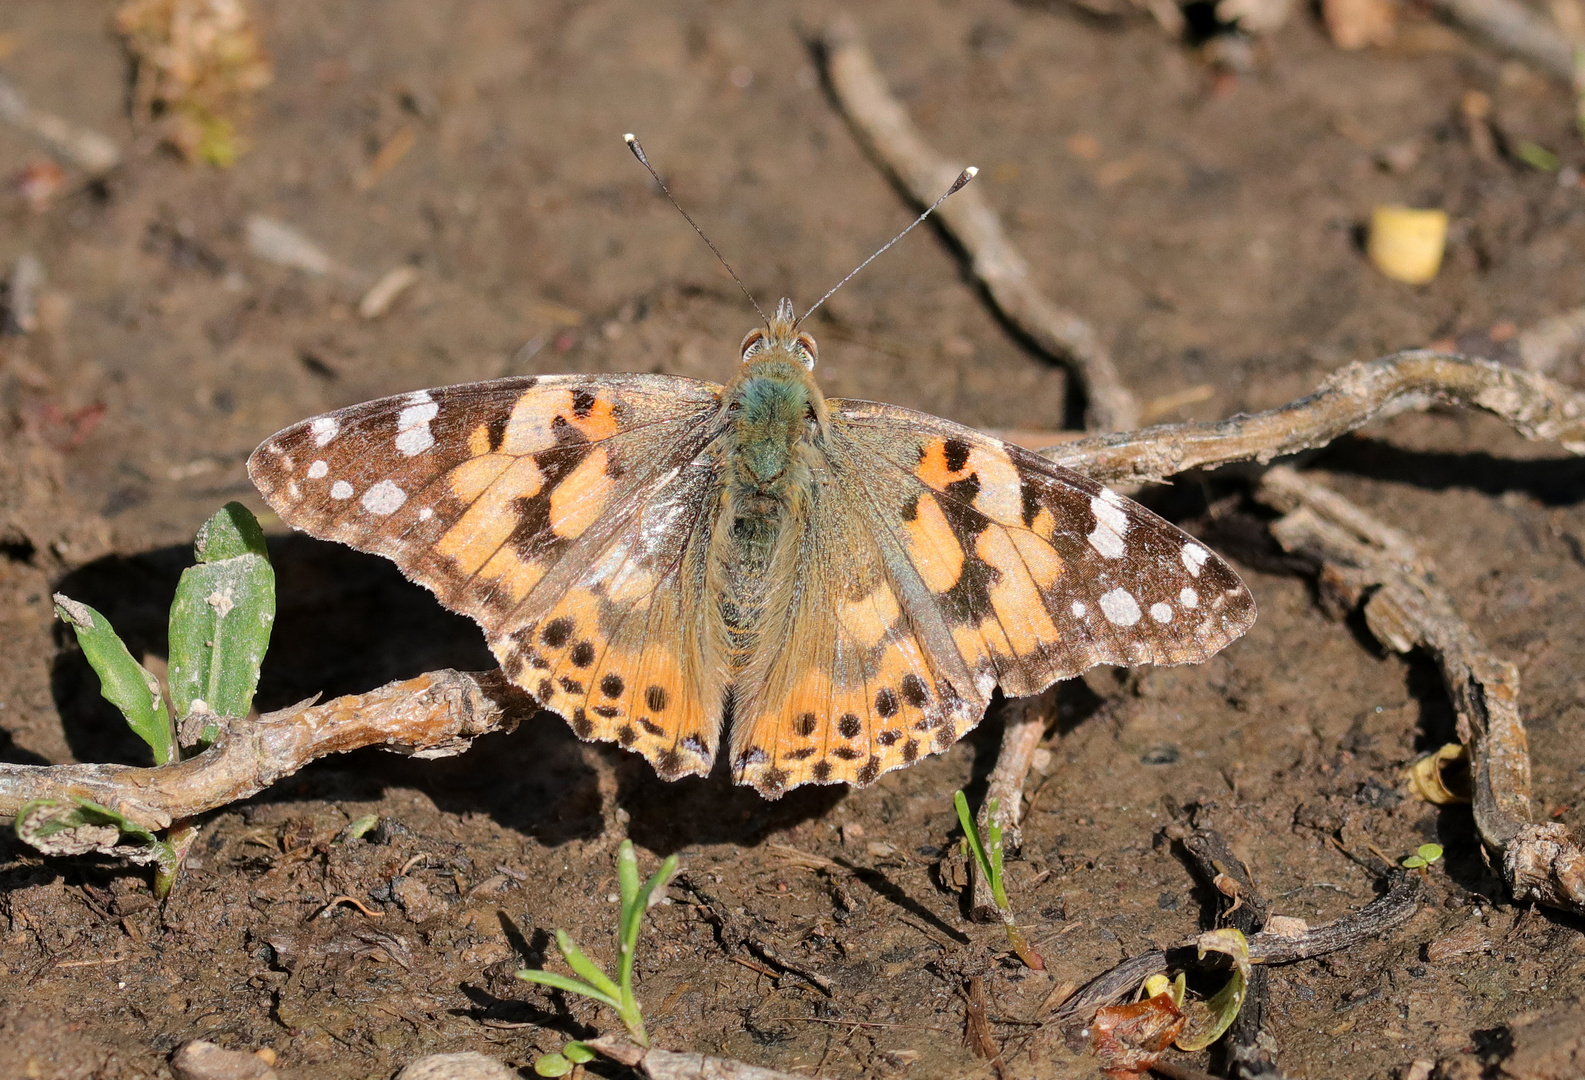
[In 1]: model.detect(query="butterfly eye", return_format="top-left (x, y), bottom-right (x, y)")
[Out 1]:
top-left (727, 400), bottom-right (742, 412)
top-left (793, 332), bottom-right (818, 369)
top-left (739, 329), bottom-right (766, 361)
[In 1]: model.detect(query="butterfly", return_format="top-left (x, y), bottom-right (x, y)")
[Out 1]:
top-left (248, 297), bottom-right (1256, 797)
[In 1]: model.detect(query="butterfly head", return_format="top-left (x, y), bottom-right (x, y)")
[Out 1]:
top-left (722, 298), bottom-right (829, 496)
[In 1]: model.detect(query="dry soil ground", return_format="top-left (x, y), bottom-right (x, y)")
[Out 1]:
top-left (3, 2), bottom-right (1585, 1078)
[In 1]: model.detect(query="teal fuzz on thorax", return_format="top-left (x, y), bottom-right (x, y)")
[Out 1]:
top-left (719, 299), bottom-right (829, 510)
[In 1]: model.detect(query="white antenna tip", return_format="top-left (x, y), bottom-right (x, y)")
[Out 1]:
top-left (964, 165), bottom-right (979, 178)
top-left (623, 133), bottom-right (637, 143)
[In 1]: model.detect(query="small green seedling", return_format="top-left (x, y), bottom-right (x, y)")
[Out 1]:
top-left (31, 502), bottom-right (276, 897)
top-left (1401, 843), bottom-right (1444, 871)
top-left (954, 789), bottom-right (1044, 970)
top-left (518, 839), bottom-right (679, 1051)
top-left (1515, 141), bottom-right (1561, 173)
top-left (532, 1039), bottom-right (595, 1077)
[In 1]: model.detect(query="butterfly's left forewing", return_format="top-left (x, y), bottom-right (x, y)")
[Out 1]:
top-left (249, 373), bottom-right (730, 778)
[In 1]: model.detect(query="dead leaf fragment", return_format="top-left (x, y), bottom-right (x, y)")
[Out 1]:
top-left (1089, 992), bottom-right (1186, 1078)
top-left (1368, 205), bottom-right (1448, 285)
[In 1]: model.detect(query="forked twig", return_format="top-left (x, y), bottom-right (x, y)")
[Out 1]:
top-left (1254, 465), bottom-right (1585, 917)
top-left (817, 16), bottom-right (1141, 434)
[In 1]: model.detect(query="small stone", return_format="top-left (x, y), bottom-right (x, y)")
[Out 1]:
top-left (170, 1041), bottom-right (277, 1080)
top-left (396, 1051), bottom-right (517, 1080)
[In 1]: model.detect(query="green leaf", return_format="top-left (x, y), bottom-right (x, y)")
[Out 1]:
top-left (167, 503), bottom-right (275, 743)
top-left (341, 814), bottom-right (380, 841)
top-left (1176, 929), bottom-right (1251, 1052)
top-left (1516, 141), bottom-right (1560, 172)
top-left (53, 594), bottom-right (174, 765)
top-left (1402, 856), bottom-right (1427, 868)
top-left (562, 1042), bottom-right (595, 1065)
top-left (516, 969), bottom-right (621, 1010)
top-left (1417, 843), bottom-right (1443, 862)
top-left (954, 790), bottom-right (990, 878)
top-left (553, 929), bottom-right (622, 1001)
top-left (533, 1053), bottom-right (572, 1077)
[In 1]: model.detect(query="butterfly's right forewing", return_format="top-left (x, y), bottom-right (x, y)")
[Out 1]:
top-left (249, 373), bottom-right (731, 777)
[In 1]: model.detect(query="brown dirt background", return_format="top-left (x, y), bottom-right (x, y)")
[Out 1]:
top-left (4, 1), bottom-right (1585, 1077)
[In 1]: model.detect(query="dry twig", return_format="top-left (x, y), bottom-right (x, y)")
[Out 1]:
top-left (587, 1036), bottom-right (806, 1080)
top-left (1046, 350), bottom-right (1585, 486)
top-left (817, 16), bottom-right (1140, 433)
top-left (1254, 465), bottom-right (1585, 918)
top-left (1430, 0), bottom-right (1577, 83)
top-left (1051, 875), bottom-right (1425, 1023)
top-left (0, 669), bottom-right (525, 831)
top-left (969, 686), bottom-right (1058, 921)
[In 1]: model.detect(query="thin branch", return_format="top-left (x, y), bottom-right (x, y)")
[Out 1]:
top-left (1430, 0), bottom-right (1577, 83)
top-left (587, 1036), bottom-right (807, 1080)
top-left (0, 669), bottom-right (526, 831)
top-left (817, 16), bottom-right (1140, 433)
top-left (1255, 465), bottom-right (1585, 917)
top-left (1044, 351), bottom-right (1585, 485)
top-left (1051, 875), bottom-right (1425, 1023)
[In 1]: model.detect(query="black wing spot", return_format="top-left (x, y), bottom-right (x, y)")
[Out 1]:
top-left (874, 687), bottom-right (898, 718)
top-left (902, 739), bottom-right (919, 763)
top-left (656, 749), bottom-right (684, 776)
top-left (617, 725), bottom-right (637, 746)
top-left (536, 678), bottom-right (553, 702)
top-left (900, 674), bottom-right (929, 707)
top-left (638, 717), bottom-right (665, 737)
top-left (838, 713), bottom-right (861, 739)
top-left (594, 705), bottom-right (620, 718)
top-left (571, 708), bottom-right (593, 738)
top-left (812, 760), bottom-right (832, 782)
top-left (600, 673), bottom-right (625, 698)
top-left (541, 618), bottom-right (574, 647)
top-left (570, 641), bottom-right (596, 667)
top-left (857, 755), bottom-right (882, 785)
top-left (760, 767), bottom-right (789, 795)
top-left (832, 746), bottom-right (861, 761)
top-left (943, 438), bottom-right (971, 474)
top-left (486, 410), bottom-right (510, 453)
top-left (1020, 481), bottom-right (1041, 528)
top-left (558, 676), bottom-right (584, 695)
top-left (571, 388), bottom-right (597, 417)
top-left (795, 712), bottom-right (818, 737)
top-left (646, 686), bottom-right (669, 712)
top-left (786, 746), bottom-right (817, 761)
top-left (876, 730), bottom-right (900, 746)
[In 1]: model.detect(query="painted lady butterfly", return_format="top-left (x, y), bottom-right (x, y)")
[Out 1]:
top-left (248, 298), bottom-right (1256, 797)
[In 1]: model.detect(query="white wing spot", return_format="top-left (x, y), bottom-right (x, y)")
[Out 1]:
top-left (1099, 588), bottom-right (1141, 626)
top-left (418, 506), bottom-right (434, 521)
top-left (395, 426), bottom-right (435, 456)
top-left (329, 480), bottom-right (354, 500)
top-left (1150, 602), bottom-right (1173, 624)
top-left (361, 479), bottom-right (407, 515)
top-left (1182, 543), bottom-right (1209, 577)
top-left (286, 481), bottom-right (301, 499)
top-left (1087, 495), bottom-right (1129, 559)
top-left (395, 397), bottom-right (440, 458)
top-left (1099, 486), bottom-right (1126, 507)
top-left (307, 460), bottom-right (329, 479)
top-left (1071, 601), bottom-right (1087, 617)
top-left (311, 416), bottom-right (340, 447)
top-left (1180, 586), bottom-right (1199, 609)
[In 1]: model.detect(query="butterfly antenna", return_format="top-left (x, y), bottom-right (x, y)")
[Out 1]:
top-left (796, 166), bottom-right (978, 328)
top-left (624, 133), bottom-right (768, 324)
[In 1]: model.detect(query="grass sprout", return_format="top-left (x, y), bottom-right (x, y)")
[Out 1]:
top-left (954, 789), bottom-right (1044, 969)
top-left (519, 839), bottom-right (678, 1049)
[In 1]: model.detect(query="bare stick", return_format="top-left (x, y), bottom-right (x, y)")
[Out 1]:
top-left (0, 669), bottom-right (526, 831)
top-left (1044, 351), bottom-right (1585, 485)
top-left (1255, 466), bottom-right (1585, 917)
top-left (818, 16), bottom-right (1140, 433)
top-left (1430, 0), bottom-right (1577, 83)
top-left (970, 686), bottom-right (1057, 921)
top-left (587, 1036), bottom-right (807, 1080)
top-left (1051, 875), bottom-right (1425, 1022)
